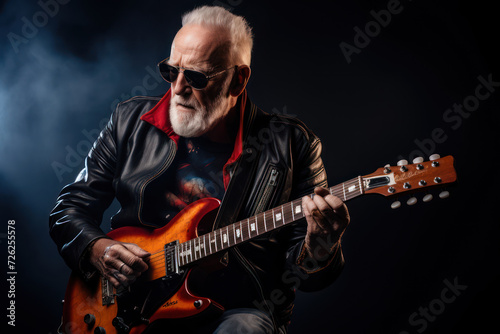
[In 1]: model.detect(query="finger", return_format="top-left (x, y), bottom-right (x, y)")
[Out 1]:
top-left (122, 243), bottom-right (151, 259)
top-left (109, 270), bottom-right (131, 288)
top-left (312, 192), bottom-right (336, 221)
top-left (323, 195), bottom-right (350, 226)
top-left (106, 274), bottom-right (122, 288)
top-left (314, 186), bottom-right (331, 197)
top-left (120, 244), bottom-right (150, 272)
top-left (303, 195), bottom-right (331, 231)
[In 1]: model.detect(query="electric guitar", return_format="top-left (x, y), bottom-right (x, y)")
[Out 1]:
top-left (59, 155), bottom-right (457, 334)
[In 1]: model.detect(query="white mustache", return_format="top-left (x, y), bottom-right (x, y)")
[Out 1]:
top-left (173, 96), bottom-right (198, 109)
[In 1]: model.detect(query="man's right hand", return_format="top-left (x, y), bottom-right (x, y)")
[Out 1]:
top-left (89, 238), bottom-right (150, 288)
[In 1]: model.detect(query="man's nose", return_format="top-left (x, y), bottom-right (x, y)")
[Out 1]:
top-left (172, 72), bottom-right (192, 96)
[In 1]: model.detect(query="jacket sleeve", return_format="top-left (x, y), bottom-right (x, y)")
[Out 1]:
top-left (283, 125), bottom-right (345, 292)
top-left (49, 110), bottom-right (118, 275)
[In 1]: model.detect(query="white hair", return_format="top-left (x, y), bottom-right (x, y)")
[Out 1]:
top-left (181, 6), bottom-right (253, 66)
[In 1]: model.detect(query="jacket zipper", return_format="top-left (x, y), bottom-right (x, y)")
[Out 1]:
top-left (231, 166), bottom-right (280, 331)
top-left (254, 167), bottom-right (279, 214)
top-left (137, 141), bottom-right (177, 227)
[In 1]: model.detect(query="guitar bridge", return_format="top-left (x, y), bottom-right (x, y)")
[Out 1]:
top-left (164, 241), bottom-right (183, 279)
top-left (101, 276), bottom-right (115, 306)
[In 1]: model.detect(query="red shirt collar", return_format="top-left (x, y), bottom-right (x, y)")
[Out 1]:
top-left (140, 89), bottom-right (247, 189)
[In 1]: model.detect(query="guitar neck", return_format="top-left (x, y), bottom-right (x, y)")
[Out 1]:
top-left (178, 176), bottom-right (364, 266)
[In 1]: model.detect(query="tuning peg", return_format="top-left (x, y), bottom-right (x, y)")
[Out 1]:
top-left (391, 201), bottom-right (401, 209)
top-left (412, 157), bottom-right (424, 164)
top-left (397, 159), bottom-right (408, 166)
top-left (407, 197), bottom-right (417, 206)
top-left (439, 190), bottom-right (450, 199)
top-left (423, 194), bottom-right (433, 202)
top-left (429, 154), bottom-right (441, 161)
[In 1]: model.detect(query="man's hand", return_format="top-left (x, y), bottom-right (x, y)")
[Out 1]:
top-left (89, 238), bottom-right (150, 288)
top-left (302, 187), bottom-right (350, 261)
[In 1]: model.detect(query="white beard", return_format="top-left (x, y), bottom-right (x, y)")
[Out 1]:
top-left (169, 82), bottom-right (231, 138)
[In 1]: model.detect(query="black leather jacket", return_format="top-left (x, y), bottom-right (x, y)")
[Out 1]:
top-left (49, 90), bottom-right (344, 328)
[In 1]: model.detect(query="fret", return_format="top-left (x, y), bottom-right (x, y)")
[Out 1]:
top-left (208, 232), bottom-right (212, 254)
top-left (233, 223), bottom-right (237, 245)
top-left (187, 240), bottom-right (193, 263)
top-left (219, 228), bottom-right (224, 248)
top-left (195, 237), bottom-right (201, 260)
top-left (271, 208), bottom-right (275, 228)
top-left (178, 244), bottom-right (183, 267)
top-left (247, 218), bottom-right (252, 239)
top-left (176, 243), bottom-right (182, 267)
top-left (358, 176), bottom-right (364, 195)
top-left (342, 182), bottom-right (346, 201)
top-left (191, 239), bottom-right (196, 262)
top-left (213, 230), bottom-right (218, 252)
top-left (203, 234), bottom-right (207, 257)
top-left (263, 212), bottom-right (267, 232)
top-left (281, 204), bottom-right (285, 225)
top-left (182, 242), bottom-right (187, 266)
top-left (293, 200), bottom-right (303, 219)
top-left (265, 211), bottom-right (272, 231)
top-left (291, 201), bottom-right (295, 221)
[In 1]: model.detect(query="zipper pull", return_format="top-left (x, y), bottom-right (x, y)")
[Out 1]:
top-left (269, 168), bottom-right (278, 186)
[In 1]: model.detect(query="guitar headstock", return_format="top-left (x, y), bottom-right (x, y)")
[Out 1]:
top-left (362, 154), bottom-right (457, 208)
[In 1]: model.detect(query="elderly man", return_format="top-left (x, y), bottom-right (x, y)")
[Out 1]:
top-left (50, 5), bottom-right (349, 334)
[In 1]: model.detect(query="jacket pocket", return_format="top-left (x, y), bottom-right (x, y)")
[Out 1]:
top-left (253, 165), bottom-right (281, 215)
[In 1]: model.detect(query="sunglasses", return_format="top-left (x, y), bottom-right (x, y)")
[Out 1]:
top-left (157, 57), bottom-right (236, 90)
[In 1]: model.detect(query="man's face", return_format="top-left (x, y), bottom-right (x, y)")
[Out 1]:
top-left (168, 24), bottom-right (234, 138)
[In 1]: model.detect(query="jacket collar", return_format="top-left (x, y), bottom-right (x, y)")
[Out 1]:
top-left (140, 88), bottom-right (249, 189)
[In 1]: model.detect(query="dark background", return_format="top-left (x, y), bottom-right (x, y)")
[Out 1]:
top-left (1, 0), bottom-right (499, 333)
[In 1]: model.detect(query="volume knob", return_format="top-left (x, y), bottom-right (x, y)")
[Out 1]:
top-left (94, 327), bottom-right (106, 334)
top-left (84, 314), bottom-right (96, 326)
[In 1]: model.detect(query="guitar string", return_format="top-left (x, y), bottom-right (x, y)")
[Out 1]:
top-left (147, 177), bottom-right (370, 265)
top-left (144, 183), bottom-right (364, 267)
top-left (122, 167), bottom-right (442, 268)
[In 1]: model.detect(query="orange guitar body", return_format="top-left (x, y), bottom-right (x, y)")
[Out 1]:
top-left (61, 198), bottom-right (224, 334)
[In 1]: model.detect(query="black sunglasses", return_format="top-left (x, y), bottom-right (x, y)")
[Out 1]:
top-left (157, 57), bottom-right (236, 90)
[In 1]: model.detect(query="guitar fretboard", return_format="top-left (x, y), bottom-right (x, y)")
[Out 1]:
top-left (177, 176), bottom-right (364, 266)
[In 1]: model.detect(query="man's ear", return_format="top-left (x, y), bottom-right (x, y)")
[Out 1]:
top-left (230, 65), bottom-right (251, 97)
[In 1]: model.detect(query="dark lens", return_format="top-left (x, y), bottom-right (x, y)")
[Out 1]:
top-left (184, 70), bottom-right (208, 89)
top-left (159, 62), bottom-right (178, 83)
